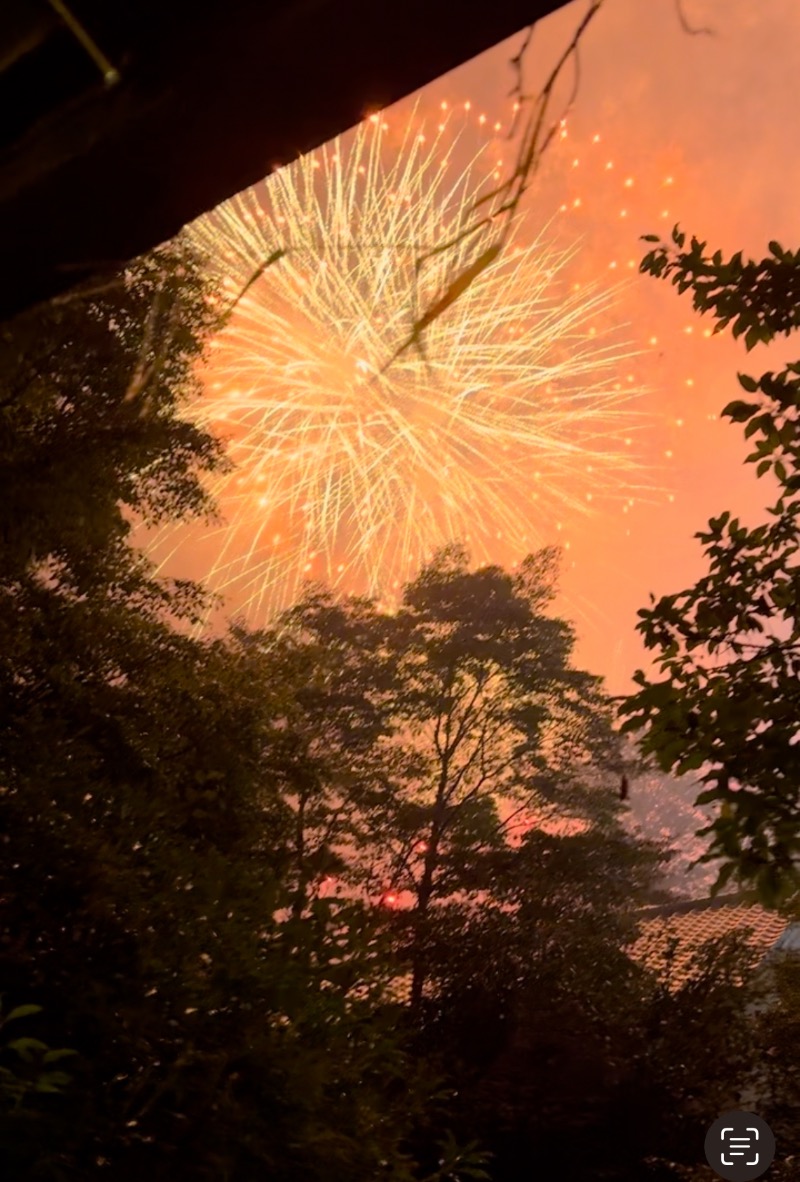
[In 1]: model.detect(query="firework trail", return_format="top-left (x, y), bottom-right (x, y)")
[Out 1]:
top-left (155, 107), bottom-right (648, 617)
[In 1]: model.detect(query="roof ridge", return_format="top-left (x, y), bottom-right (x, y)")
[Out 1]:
top-left (635, 892), bottom-right (760, 919)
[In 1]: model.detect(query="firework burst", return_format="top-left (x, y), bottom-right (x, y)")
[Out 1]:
top-left (155, 107), bottom-right (648, 617)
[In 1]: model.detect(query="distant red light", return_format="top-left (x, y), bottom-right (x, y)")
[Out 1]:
top-left (380, 891), bottom-right (398, 908)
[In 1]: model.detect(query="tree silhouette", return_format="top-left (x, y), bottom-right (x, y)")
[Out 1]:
top-left (620, 227), bottom-right (800, 906)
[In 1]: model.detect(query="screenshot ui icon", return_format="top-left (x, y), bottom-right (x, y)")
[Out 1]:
top-left (705, 1111), bottom-right (776, 1181)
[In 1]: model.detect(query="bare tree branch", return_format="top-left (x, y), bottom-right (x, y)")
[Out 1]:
top-left (123, 288), bottom-right (165, 405)
top-left (49, 275), bottom-right (127, 307)
top-left (382, 0), bottom-right (605, 373)
top-left (507, 22), bottom-right (536, 140)
top-left (674, 0), bottom-right (715, 36)
top-left (220, 249), bottom-right (287, 326)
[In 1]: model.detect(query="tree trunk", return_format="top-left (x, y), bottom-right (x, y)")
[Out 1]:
top-left (409, 827), bottom-right (440, 1010)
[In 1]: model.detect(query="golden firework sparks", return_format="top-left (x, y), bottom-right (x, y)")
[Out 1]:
top-left (154, 106), bottom-right (649, 617)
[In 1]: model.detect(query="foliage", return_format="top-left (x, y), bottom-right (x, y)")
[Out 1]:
top-left (623, 760), bottom-right (719, 898)
top-left (0, 1003), bottom-right (76, 1109)
top-left (0, 244), bottom-right (458, 1181)
top-left (620, 226), bottom-right (800, 905)
top-left (246, 594), bottom-right (399, 920)
top-left (4, 225), bottom-right (800, 1182)
top-left (0, 1002), bottom-right (81, 1182)
top-left (271, 544), bottom-right (634, 1006)
top-left (400, 821), bottom-right (770, 1182)
top-left (0, 238), bottom-right (225, 586)
top-left (756, 951), bottom-right (800, 1149)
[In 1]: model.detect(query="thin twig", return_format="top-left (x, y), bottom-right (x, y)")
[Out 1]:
top-left (46, 0), bottom-right (120, 83)
top-left (50, 276), bottom-right (126, 307)
top-left (221, 249), bottom-right (287, 326)
top-left (124, 289), bottom-right (165, 404)
top-left (507, 23), bottom-right (535, 140)
top-left (380, 0), bottom-right (605, 376)
top-left (674, 0), bottom-right (715, 36)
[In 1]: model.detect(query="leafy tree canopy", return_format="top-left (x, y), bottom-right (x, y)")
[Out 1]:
top-left (620, 227), bottom-right (800, 907)
top-left (270, 544), bottom-right (636, 1009)
top-left (0, 245), bottom-right (463, 1182)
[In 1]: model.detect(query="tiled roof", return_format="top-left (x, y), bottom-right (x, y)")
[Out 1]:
top-left (382, 897), bottom-right (796, 1005)
top-left (629, 894), bottom-right (790, 989)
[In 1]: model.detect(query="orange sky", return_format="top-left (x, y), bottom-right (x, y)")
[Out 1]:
top-left (156, 0), bottom-right (800, 698)
top-left (413, 0), bottom-right (800, 692)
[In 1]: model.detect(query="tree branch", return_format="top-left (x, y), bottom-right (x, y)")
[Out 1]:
top-left (674, 0), bottom-right (714, 36)
top-left (381, 0), bottom-right (605, 373)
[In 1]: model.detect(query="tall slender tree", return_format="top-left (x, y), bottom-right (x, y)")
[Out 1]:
top-left (276, 545), bottom-right (633, 1007)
